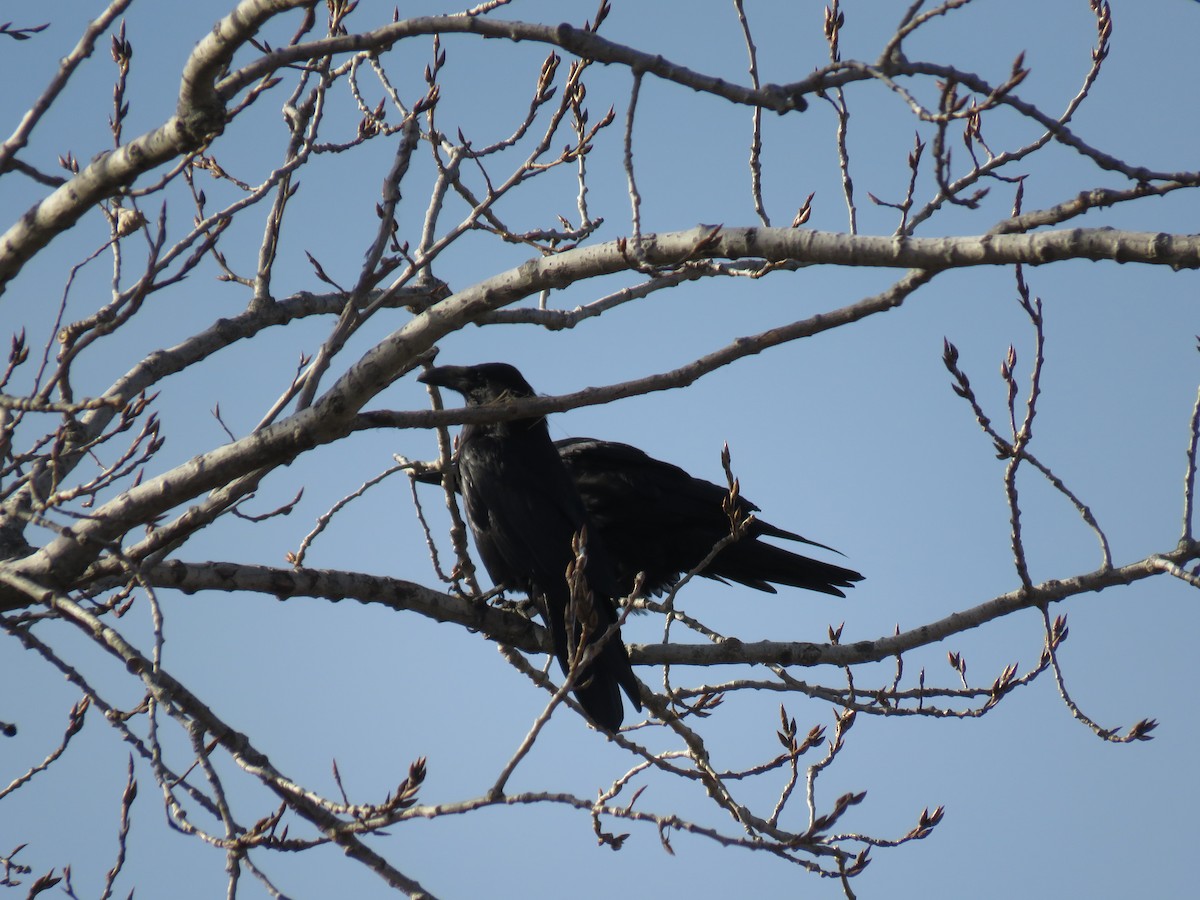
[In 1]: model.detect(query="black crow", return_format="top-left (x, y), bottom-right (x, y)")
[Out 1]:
top-left (417, 363), bottom-right (641, 731)
top-left (411, 432), bottom-right (862, 598)
top-left (555, 437), bottom-right (863, 597)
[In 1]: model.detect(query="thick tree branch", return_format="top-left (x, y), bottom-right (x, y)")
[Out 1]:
top-left (633, 544), bottom-right (1197, 667)
top-left (129, 540), bottom-right (1198, 671)
top-left (141, 559), bottom-right (542, 651)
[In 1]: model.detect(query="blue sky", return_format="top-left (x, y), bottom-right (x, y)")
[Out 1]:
top-left (2, 1), bottom-right (1198, 897)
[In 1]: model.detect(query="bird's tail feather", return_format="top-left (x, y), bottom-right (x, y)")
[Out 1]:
top-left (560, 636), bottom-right (641, 732)
top-left (714, 541), bottom-right (864, 597)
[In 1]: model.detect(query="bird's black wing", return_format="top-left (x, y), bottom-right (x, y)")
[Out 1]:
top-left (458, 430), bottom-right (585, 597)
top-left (556, 438), bottom-right (863, 597)
top-left (458, 427), bottom-right (640, 731)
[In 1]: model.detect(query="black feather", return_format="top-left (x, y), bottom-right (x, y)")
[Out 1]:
top-left (555, 437), bottom-right (863, 597)
top-left (418, 364), bottom-right (640, 731)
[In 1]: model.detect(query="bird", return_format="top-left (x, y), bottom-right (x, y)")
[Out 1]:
top-left (411, 429), bottom-right (863, 599)
top-left (554, 437), bottom-right (863, 598)
top-left (417, 363), bottom-right (641, 731)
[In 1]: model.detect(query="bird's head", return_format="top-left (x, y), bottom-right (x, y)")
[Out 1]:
top-left (417, 363), bottom-right (538, 406)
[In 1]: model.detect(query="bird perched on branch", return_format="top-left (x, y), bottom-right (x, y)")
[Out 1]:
top-left (417, 362), bottom-right (864, 728)
top-left (553, 437), bottom-right (863, 598)
top-left (418, 363), bottom-right (641, 731)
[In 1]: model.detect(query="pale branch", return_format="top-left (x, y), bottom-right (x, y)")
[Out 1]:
top-left (733, 0), bottom-right (769, 227)
top-left (631, 544), bottom-right (1198, 668)
top-left (823, 1), bottom-right (857, 235)
top-left (0, 394), bottom-right (124, 414)
top-left (96, 540), bottom-right (1200, 674)
top-left (623, 71), bottom-right (645, 248)
top-left (396, 787), bottom-right (883, 877)
top-left (666, 674), bottom-right (1011, 716)
top-left (341, 196), bottom-right (1200, 426)
top-left (1, 234), bottom-right (1150, 592)
top-left (82, 286), bottom-right (428, 418)
top-left (248, 58), bottom-right (331, 313)
top-left (1040, 606), bottom-right (1157, 743)
top-left (0, 696), bottom-right (88, 801)
top-left (786, 57), bottom-right (1195, 186)
top-left (80, 467), bottom-right (277, 587)
top-left (1150, 556), bottom-right (1200, 589)
top-left (1182, 377), bottom-right (1200, 543)
top-left (365, 228), bottom-right (1200, 356)
top-left (987, 183), bottom-right (1195, 236)
top-left (291, 464), bottom-right (406, 567)
top-left (478, 267), bottom-right (706, 328)
top-left (98, 756), bottom-right (136, 900)
top-left (6, 417), bottom-right (330, 595)
top-left (178, 0), bottom-right (312, 127)
top-left (140, 560), bottom-right (541, 651)
top-left (351, 272), bottom-right (921, 433)
top-left (883, 0), bottom-right (976, 61)
top-left (214, 16), bottom-right (809, 118)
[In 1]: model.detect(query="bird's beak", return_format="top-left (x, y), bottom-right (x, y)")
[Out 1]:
top-left (417, 365), bottom-right (468, 391)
